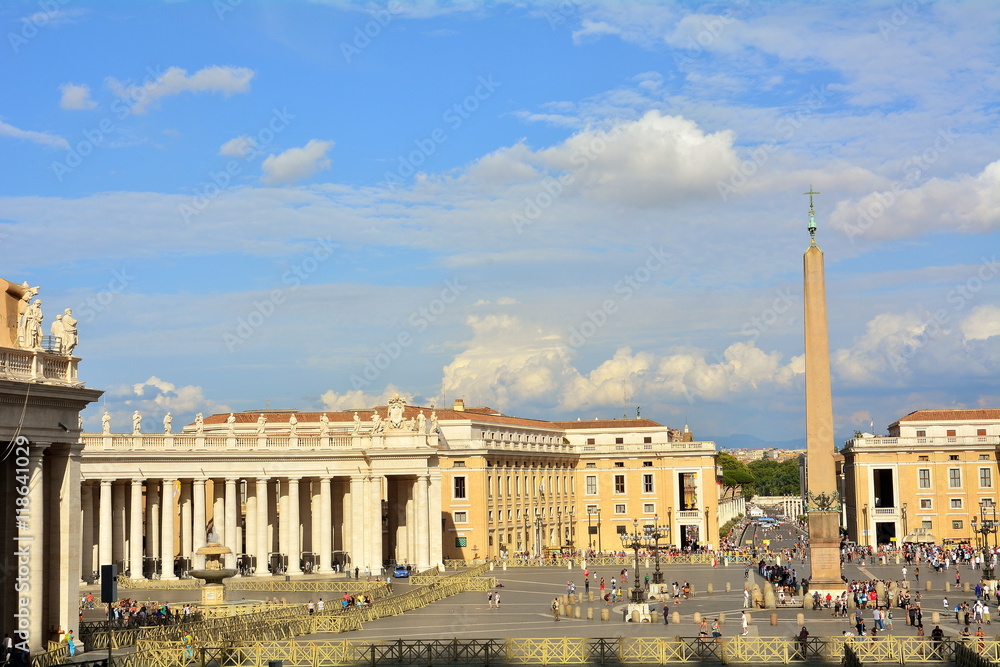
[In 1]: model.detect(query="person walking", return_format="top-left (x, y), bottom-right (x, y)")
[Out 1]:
top-left (662, 604), bottom-right (670, 625)
top-left (741, 611), bottom-right (749, 636)
top-left (551, 598), bottom-right (561, 621)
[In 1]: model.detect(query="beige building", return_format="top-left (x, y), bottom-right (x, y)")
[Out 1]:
top-left (78, 399), bottom-right (723, 582)
top-left (842, 409), bottom-right (1000, 546)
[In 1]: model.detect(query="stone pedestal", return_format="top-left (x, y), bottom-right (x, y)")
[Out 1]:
top-left (201, 583), bottom-right (227, 606)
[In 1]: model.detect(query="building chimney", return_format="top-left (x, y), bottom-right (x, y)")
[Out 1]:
top-left (453, 398), bottom-right (465, 411)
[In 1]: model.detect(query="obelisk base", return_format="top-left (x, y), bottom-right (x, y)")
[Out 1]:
top-left (807, 511), bottom-right (844, 591)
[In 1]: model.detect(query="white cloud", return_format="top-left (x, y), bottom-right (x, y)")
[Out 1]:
top-left (59, 83), bottom-right (97, 110)
top-left (319, 385), bottom-right (412, 411)
top-left (261, 139), bottom-right (333, 185)
top-left (130, 376), bottom-right (229, 414)
top-left (960, 305), bottom-right (1000, 342)
top-left (0, 119), bottom-right (69, 150)
top-left (219, 135), bottom-right (255, 157)
top-left (106, 65), bottom-right (254, 114)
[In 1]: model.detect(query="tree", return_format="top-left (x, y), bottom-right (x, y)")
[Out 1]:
top-left (717, 452), bottom-right (755, 500)
top-left (747, 458), bottom-right (801, 496)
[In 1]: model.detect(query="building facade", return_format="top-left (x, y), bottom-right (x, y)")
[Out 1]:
top-left (842, 409), bottom-right (1000, 546)
top-left (78, 400), bottom-right (723, 584)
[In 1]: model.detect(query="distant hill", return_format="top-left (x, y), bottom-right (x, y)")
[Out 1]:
top-left (705, 433), bottom-right (807, 450)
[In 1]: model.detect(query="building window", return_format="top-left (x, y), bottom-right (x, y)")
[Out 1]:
top-left (615, 438), bottom-right (624, 444)
top-left (949, 469), bottom-right (962, 488)
top-left (952, 520), bottom-right (963, 530)
top-left (455, 537), bottom-right (467, 547)
top-left (614, 504), bottom-right (626, 515)
top-left (586, 504), bottom-right (598, 513)
top-left (980, 468), bottom-right (993, 488)
top-left (980, 455), bottom-right (991, 460)
top-left (586, 438), bottom-right (595, 445)
top-left (586, 462), bottom-right (596, 468)
top-left (507, 510), bottom-right (512, 521)
top-left (453, 461), bottom-right (466, 467)
top-left (643, 461), bottom-right (653, 467)
top-left (614, 474), bottom-right (625, 494)
top-left (454, 476), bottom-right (467, 498)
top-left (949, 455), bottom-right (959, 461)
top-left (614, 462), bottom-right (625, 468)
top-left (643, 474), bottom-right (654, 493)
top-left (615, 445), bottom-right (624, 451)
top-left (918, 456), bottom-right (929, 461)
top-left (616, 524), bottom-right (627, 534)
top-left (643, 503), bottom-right (655, 513)
top-left (921, 520), bottom-right (933, 530)
top-left (454, 511), bottom-right (468, 523)
top-left (916, 430), bottom-right (926, 437)
top-left (917, 469), bottom-right (931, 489)
top-left (643, 436), bottom-right (652, 444)
top-left (919, 499), bottom-right (932, 509)
top-left (585, 475), bottom-right (597, 495)
top-left (978, 429), bottom-right (988, 436)
top-left (947, 430), bottom-right (956, 437)
top-left (983, 498), bottom-right (995, 508)
top-left (950, 498), bottom-right (963, 509)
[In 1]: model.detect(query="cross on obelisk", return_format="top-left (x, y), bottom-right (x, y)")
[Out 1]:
top-left (801, 186), bottom-right (844, 596)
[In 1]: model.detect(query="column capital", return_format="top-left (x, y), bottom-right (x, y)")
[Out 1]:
top-left (192, 477), bottom-right (208, 484)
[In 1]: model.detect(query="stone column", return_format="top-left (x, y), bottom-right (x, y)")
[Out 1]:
top-left (288, 477), bottom-right (301, 574)
top-left (367, 476), bottom-right (383, 576)
top-left (112, 481), bottom-right (126, 565)
top-left (192, 478), bottom-right (207, 569)
top-left (255, 477), bottom-right (270, 576)
top-left (245, 480), bottom-right (256, 574)
top-left (161, 479), bottom-right (177, 579)
top-left (803, 206), bottom-right (844, 591)
top-left (213, 479), bottom-right (225, 545)
top-left (80, 482), bottom-right (94, 582)
top-left (99, 479), bottom-right (113, 571)
top-left (428, 471), bottom-right (443, 567)
top-left (278, 479), bottom-right (289, 573)
top-left (349, 475), bottom-right (365, 573)
top-left (129, 479), bottom-right (144, 579)
top-left (146, 480), bottom-right (160, 565)
top-left (415, 474), bottom-right (430, 569)
top-left (225, 478), bottom-right (238, 569)
top-left (21, 447), bottom-right (47, 652)
top-left (319, 476), bottom-right (332, 573)
top-left (180, 481), bottom-right (192, 573)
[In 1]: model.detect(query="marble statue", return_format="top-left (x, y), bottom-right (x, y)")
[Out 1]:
top-left (417, 410), bottom-right (426, 434)
top-left (387, 396), bottom-right (405, 429)
top-left (195, 413), bottom-right (204, 433)
top-left (50, 315), bottom-right (65, 352)
top-left (78, 414), bottom-right (84, 430)
top-left (351, 412), bottom-right (360, 434)
top-left (288, 414), bottom-right (298, 436)
top-left (163, 412), bottom-right (172, 433)
top-left (102, 411), bottom-right (111, 434)
top-left (132, 410), bottom-right (142, 434)
top-left (407, 417), bottom-right (416, 431)
top-left (320, 413), bottom-right (330, 435)
top-left (20, 299), bottom-right (43, 349)
top-left (256, 414), bottom-right (267, 435)
top-left (430, 411), bottom-right (439, 433)
top-left (61, 308), bottom-right (78, 355)
top-left (371, 411), bottom-right (384, 434)
top-left (226, 413), bottom-right (236, 434)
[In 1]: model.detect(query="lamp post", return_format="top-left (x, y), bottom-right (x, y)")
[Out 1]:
top-left (587, 509), bottom-right (594, 549)
top-left (862, 504), bottom-right (869, 547)
top-left (619, 519), bottom-right (645, 603)
top-left (901, 502), bottom-right (908, 540)
top-left (643, 516), bottom-right (667, 584)
top-left (523, 517), bottom-right (530, 554)
top-left (568, 507), bottom-right (575, 548)
top-left (534, 509), bottom-right (543, 557)
top-left (557, 509), bottom-right (562, 547)
top-left (977, 502), bottom-right (997, 580)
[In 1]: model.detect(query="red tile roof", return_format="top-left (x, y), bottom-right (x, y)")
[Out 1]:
top-left (551, 419), bottom-right (664, 429)
top-left (895, 409), bottom-right (1000, 424)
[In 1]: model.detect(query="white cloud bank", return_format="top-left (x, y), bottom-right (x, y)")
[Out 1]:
top-left (106, 65), bottom-right (255, 114)
top-left (59, 83), bottom-right (97, 110)
top-left (0, 119), bottom-right (69, 149)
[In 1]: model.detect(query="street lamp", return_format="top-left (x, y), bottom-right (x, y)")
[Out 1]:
top-left (596, 508), bottom-right (602, 553)
top-left (862, 504), bottom-right (869, 547)
top-left (534, 508), bottom-right (543, 557)
top-left (902, 502), bottom-right (908, 540)
top-left (619, 519), bottom-right (645, 603)
top-left (587, 509), bottom-right (594, 549)
top-left (643, 516), bottom-right (667, 584)
top-left (568, 507), bottom-right (575, 547)
top-left (557, 508), bottom-right (562, 546)
top-left (976, 502), bottom-right (998, 580)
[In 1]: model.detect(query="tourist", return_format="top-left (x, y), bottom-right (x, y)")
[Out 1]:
top-left (551, 597), bottom-right (560, 621)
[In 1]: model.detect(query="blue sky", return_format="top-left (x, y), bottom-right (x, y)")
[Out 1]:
top-left (2, 0), bottom-right (999, 443)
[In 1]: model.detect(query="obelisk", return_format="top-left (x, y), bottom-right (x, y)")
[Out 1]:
top-left (802, 187), bottom-right (843, 593)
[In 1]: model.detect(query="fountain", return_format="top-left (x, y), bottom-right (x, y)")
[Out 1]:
top-left (188, 533), bottom-right (237, 606)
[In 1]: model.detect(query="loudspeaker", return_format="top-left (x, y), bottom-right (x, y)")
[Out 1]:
top-left (101, 564), bottom-right (117, 603)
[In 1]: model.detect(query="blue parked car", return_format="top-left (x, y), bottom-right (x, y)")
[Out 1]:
top-left (393, 565), bottom-right (410, 578)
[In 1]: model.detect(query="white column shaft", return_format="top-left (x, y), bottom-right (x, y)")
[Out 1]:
top-left (129, 479), bottom-right (144, 579)
top-left (161, 479), bottom-right (176, 579)
top-left (319, 477), bottom-right (332, 573)
top-left (225, 478), bottom-right (238, 569)
top-left (192, 479), bottom-right (207, 569)
top-left (288, 477), bottom-right (301, 574)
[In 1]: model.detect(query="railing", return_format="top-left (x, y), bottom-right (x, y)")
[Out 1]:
top-left (848, 435), bottom-right (1000, 448)
top-left (82, 432), bottom-right (385, 452)
top-left (0, 346), bottom-right (80, 385)
top-left (29, 641), bottom-right (69, 667)
top-left (485, 554), bottom-right (728, 568)
top-left (90, 636), bottom-right (979, 667)
top-left (115, 573), bottom-right (394, 596)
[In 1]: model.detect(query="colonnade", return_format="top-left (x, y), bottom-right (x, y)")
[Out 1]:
top-left (79, 473), bottom-right (436, 581)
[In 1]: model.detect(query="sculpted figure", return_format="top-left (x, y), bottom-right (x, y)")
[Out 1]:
top-left (320, 413), bottom-right (330, 434)
top-left (430, 411), bottom-right (439, 433)
top-left (288, 414), bottom-right (298, 436)
top-left (226, 413), bottom-right (236, 434)
top-left (163, 412), bottom-right (173, 433)
top-left (61, 308), bottom-right (78, 355)
top-left (132, 410), bottom-right (142, 434)
top-left (351, 412), bottom-right (360, 434)
top-left (50, 314), bottom-right (65, 352)
top-left (102, 411), bottom-right (111, 434)
top-left (371, 411), bottom-right (384, 434)
top-left (195, 413), bottom-right (204, 433)
top-left (21, 299), bottom-right (43, 349)
top-left (256, 414), bottom-right (267, 435)
top-left (417, 410), bottom-right (427, 433)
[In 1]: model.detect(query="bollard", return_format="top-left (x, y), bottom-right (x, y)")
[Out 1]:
top-left (895, 556), bottom-right (900, 565)
top-left (570, 593), bottom-right (577, 605)
top-left (946, 582), bottom-right (951, 592)
top-left (726, 582), bottom-right (731, 593)
top-left (559, 603), bottom-right (566, 617)
top-left (589, 591), bottom-right (594, 602)
top-left (574, 606), bottom-right (581, 619)
top-left (963, 581), bottom-right (971, 593)
top-left (503, 562), bottom-right (507, 571)
top-left (672, 611), bottom-right (680, 625)
top-left (568, 562), bottom-right (572, 570)
top-left (567, 604), bottom-right (574, 617)
top-left (694, 612), bottom-right (702, 625)
top-left (587, 607), bottom-right (593, 620)
top-left (932, 611), bottom-right (940, 625)
top-left (719, 612), bottom-right (726, 627)
top-left (796, 612), bottom-right (804, 626)
top-left (770, 612), bottom-right (778, 626)
top-left (601, 607), bottom-right (610, 622)
top-left (707, 583), bottom-right (714, 594)
top-left (631, 610), bottom-right (640, 623)
top-left (490, 562), bottom-right (495, 571)
top-left (563, 594), bottom-right (570, 606)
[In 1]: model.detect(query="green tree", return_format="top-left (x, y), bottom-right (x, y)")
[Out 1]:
top-left (717, 452), bottom-right (755, 500)
top-left (747, 458), bottom-right (802, 496)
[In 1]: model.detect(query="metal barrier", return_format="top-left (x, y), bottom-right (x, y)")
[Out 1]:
top-left (28, 641), bottom-right (69, 667)
top-left (115, 573), bottom-right (392, 595)
top-left (95, 636), bottom-right (980, 667)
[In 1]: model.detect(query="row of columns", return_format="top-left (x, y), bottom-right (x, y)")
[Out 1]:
top-left (80, 474), bottom-right (435, 581)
